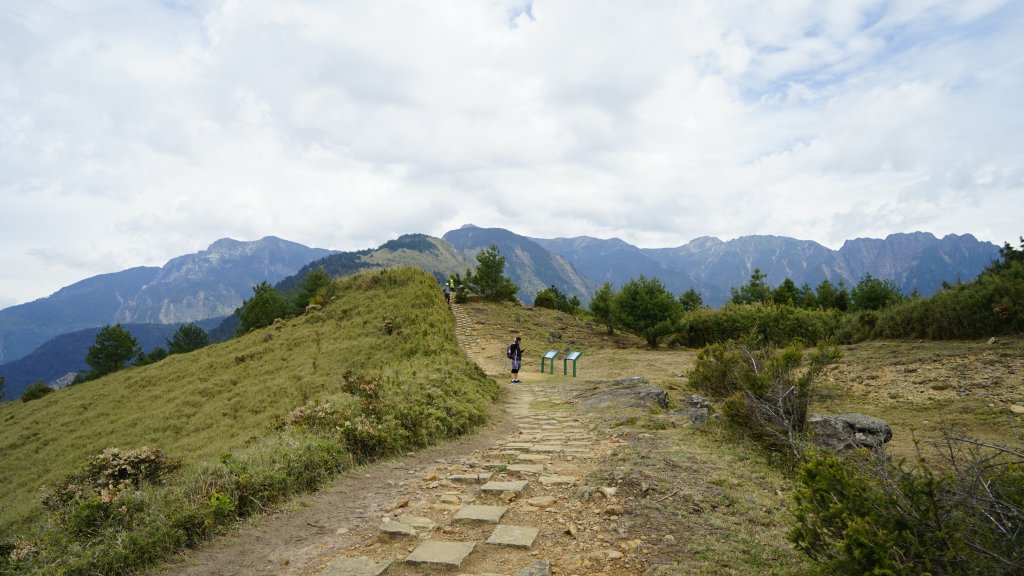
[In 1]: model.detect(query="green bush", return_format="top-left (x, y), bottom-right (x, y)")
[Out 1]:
top-left (237, 281), bottom-right (290, 334)
top-left (20, 381), bottom-right (54, 402)
top-left (614, 275), bottom-right (682, 347)
top-left (678, 303), bottom-right (841, 347)
top-left (689, 337), bottom-right (840, 456)
top-left (873, 262), bottom-right (1024, 339)
top-left (533, 285), bottom-right (580, 314)
top-left (791, 442), bottom-right (1024, 575)
top-left (849, 274), bottom-right (904, 311)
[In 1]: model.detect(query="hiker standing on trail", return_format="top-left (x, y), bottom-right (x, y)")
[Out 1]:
top-left (443, 283), bottom-right (451, 304)
top-left (508, 336), bottom-right (524, 383)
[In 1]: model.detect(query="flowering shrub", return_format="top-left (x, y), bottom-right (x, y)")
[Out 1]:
top-left (85, 447), bottom-right (178, 489)
top-left (287, 402), bottom-right (342, 434)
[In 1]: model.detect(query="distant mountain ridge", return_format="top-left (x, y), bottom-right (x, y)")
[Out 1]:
top-left (0, 317), bottom-right (225, 401)
top-left (442, 225), bottom-right (597, 306)
top-left (533, 231), bottom-right (999, 306)
top-left (1, 228), bottom-right (1000, 394)
top-left (0, 237), bottom-right (332, 363)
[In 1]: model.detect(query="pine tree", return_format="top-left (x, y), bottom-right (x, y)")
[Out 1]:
top-left (86, 324), bottom-right (141, 378)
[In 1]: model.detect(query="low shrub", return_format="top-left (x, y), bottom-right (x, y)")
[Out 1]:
top-left (874, 262), bottom-right (1024, 339)
top-left (791, 438), bottom-right (1024, 575)
top-left (20, 382), bottom-right (54, 403)
top-left (678, 304), bottom-right (841, 348)
top-left (689, 336), bottom-right (840, 456)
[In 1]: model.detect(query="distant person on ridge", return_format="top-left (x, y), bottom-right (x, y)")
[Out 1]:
top-left (443, 282), bottom-right (450, 304)
top-left (508, 336), bottom-right (524, 383)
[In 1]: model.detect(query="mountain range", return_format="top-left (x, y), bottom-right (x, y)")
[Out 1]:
top-left (0, 317), bottom-right (226, 400)
top-left (532, 230), bottom-right (999, 307)
top-left (0, 226), bottom-right (1002, 399)
top-left (0, 237), bottom-right (332, 365)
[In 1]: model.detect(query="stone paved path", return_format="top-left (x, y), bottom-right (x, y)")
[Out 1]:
top-left (310, 303), bottom-right (633, 575)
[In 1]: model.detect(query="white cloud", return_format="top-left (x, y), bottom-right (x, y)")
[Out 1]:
top-left (1, 0), bottom-right (1022, 306)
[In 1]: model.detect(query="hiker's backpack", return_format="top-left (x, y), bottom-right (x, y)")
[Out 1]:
top-left (506, 344), bottom-right (514, 359)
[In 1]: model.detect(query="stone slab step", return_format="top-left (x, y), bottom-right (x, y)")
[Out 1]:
top-left (380, 520), bottom-right (417, 537)
top-left (504, 442), bottom-right (534, 450)
top-left (405, 540), bottom-right (476, 568)
top-left (480, 480), bottom-right (529, 494)
top-left (453, 504), bottom-right (508, 523)
top-left (485, 525), bottom-right (540, 548)
top-left (448, 472), bottom-right (494, 483)
top-left (507, 464), bottom-right (544, 475)
top-left (394, 515), bottom-right (438, 532)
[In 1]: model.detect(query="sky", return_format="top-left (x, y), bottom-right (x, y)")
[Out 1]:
top-left (1, 0), bottom-right (1022, 308)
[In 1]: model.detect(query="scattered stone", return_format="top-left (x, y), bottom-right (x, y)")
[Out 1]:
top-left (453, 504), bottom-right (507, 523)
top-left (621, 539), bottom-right (643, 551)
top-left (385, 496), bottom-right (410, 512)
top-left (316, 556), bottom-right (390, 576)
top-left (486, 525), bottom-right (540, 548)
top-left (670, 407), bottom-right (709, 425)
top-left (988, 337), bottom-right (998, 345)
top-left (599, 486), bottom-right (618, 498)
top-left (527, 495), bottom-right (557, 507)
top-left (1011, 404), bottom-right (1024, 415)
top-left (539, 475), bottom-right (577, 486)
top-left (604, 504), bottom-right (625, 515)
top-left (686, 394), bottom-right (711, 409)
top-left (663, 534), bottom-right (676, 544)
top-left (807, 413), bottom-right (893, 451)
top-left (565, 523), bottom-right (579, 538)
top-left (404, 540), bottom-right (476, 568)
top-left (516, 559), bottom-right (552, 576)
top-left (607, 550), bottom-right (624, 560)
top-left (517, 453), bottom-right (552, 462)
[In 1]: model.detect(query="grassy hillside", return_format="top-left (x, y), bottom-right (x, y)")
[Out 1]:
top-left (361, 234), bottom-right (473, 283)
top-left (0, 268), bottom-right (499, 549)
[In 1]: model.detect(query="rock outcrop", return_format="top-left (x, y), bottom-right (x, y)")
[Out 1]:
top-left (575, 378), bottom-right (668, 410)
top-left (807, 413), bottom-right (893, 451)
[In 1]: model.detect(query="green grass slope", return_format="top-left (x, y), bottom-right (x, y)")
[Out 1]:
top-left (0, 268), bottom-right (499, 570)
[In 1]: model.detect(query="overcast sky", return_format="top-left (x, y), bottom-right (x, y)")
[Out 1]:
top-left (1, 0), bottom-right (1022, 308)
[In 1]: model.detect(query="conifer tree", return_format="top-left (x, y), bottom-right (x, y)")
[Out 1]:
top-left (86, 324), bottom-right (141, 378)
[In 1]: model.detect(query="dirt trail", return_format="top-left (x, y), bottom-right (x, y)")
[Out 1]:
top-left (164, 303), bottom-right (650, 576)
